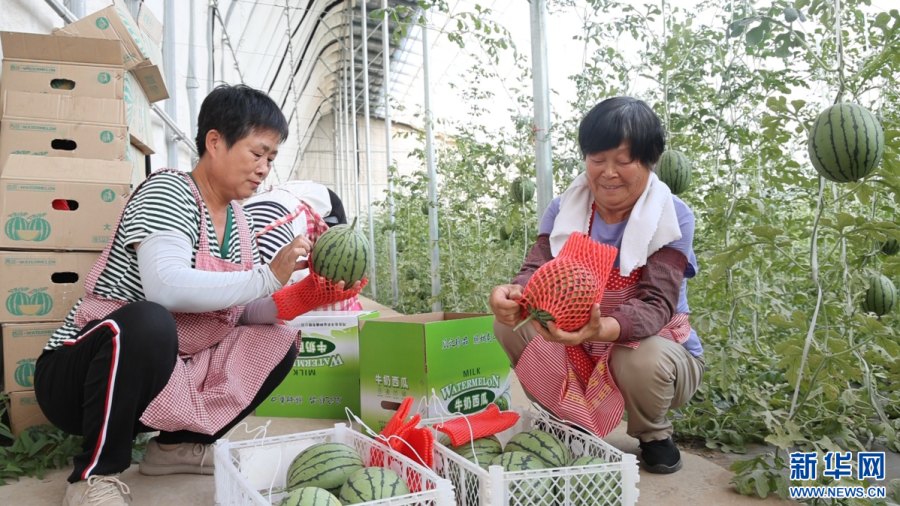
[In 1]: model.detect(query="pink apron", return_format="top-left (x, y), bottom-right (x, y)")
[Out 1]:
top-left (515, 215), bottom-right (691, 437)
top-left (74, 170), bottom-right (300, 434)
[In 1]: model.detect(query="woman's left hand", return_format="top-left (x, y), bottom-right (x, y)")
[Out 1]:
top-left (532, 304), bottom-right (618, 345)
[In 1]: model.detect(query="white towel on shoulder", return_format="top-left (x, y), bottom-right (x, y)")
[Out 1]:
top-left (549, 171), bottom-right (681, 276)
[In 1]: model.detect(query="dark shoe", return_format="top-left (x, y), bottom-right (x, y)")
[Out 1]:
top-left (638, 437), bottom-right (683, 474)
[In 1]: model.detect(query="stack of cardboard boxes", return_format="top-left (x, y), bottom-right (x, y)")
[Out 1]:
top-left (0, 0), bottom-right (167, 435)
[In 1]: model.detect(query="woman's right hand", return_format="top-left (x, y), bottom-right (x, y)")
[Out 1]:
top-left (489, 284), bottom-right (524, 327)
top-left (269, 235), bottom-right (312, 286)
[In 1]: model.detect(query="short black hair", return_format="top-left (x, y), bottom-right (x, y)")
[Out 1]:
top-left (577, 97), bottom-right (665, 167)
top-left (195, 84), bottom-right (289, 157)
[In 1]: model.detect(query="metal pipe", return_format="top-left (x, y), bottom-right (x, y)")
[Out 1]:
top-left (530, 0), bottom-right (553, 217)
top-left (208, 0), bottom-right (215, 92)
top-left (45, 0), bottom-right (76, 22)
top-left (341, 37), bottom-right (352, 207)
top-left (422, 9), bottom-right (441, 312)
top-left (163, 0), bottom-right (179, 167)
top-left (67, 0), bottom-right (85, 18)
top-left (348, 2), bottom-right (361, 219)
top-left (382, 0), bottom-right (398, 305)
top-left (187, 0), bottom-right (200, 137)
top-left (360, 0), bottom-right (377, 299)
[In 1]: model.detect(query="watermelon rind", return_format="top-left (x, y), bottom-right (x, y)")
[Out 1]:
top-left (504, 429), bottom-right (571, 468)
top-left (656, 150), bottom-right (692, 195)
top-left (862, 274), bottom-right (896, 316)
top-left (311, 218), bottom-right (369, 284)
top-left (286, 442), bottom-right (363, 495)
top-left (339, 467), bottom-right (410, 504)
top-left (278, 486), bottom-right (342, 506)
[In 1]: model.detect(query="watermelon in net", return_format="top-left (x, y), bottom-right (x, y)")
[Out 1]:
top-left (515, 233), bottom-right (617, 332)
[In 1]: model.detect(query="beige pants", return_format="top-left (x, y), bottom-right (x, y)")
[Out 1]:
top-left (494, 320), bottom-right (704, 442)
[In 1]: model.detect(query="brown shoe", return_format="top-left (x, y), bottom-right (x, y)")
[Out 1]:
top-left (138, 438), bottom-right (214, 476)
top-left (63, 475), bottom-right (132, 505)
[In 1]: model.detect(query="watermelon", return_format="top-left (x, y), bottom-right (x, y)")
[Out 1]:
top-left (311, 217), bottom-right (369, 284)
top-left (783, 7), bottom-right (799, 22)
top-left (286, 442), bottom-right (364, 495)
top-left (452, 435), bottom-right (503, 469)
top-left (503, 429), bottom-right (570, 469)
top-left (489, 451), bottom-right (551, 503)
top-left (279, 487), bottom-right (342, 506)
top-left (339, 467), bottom-right (410, 504)
top-left (862, 274), bottom-right (896, 316)
top-left (515, 259), bottom-right (601, 332)
top-left (808, 103), bottom-right (884, 183)
top-left (656, 150), bottom-right (692, 195)
top-left (566, 455), bottom-right (619, 506)
top-left (882, 239), bottom-right (899, 256)
top-left (510, 176), bottom-right (536, 203)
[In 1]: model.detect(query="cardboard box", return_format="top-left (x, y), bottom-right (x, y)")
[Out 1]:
top-left (0, 251), bottom-right (97, 323)
top-left (53, 0), bottom-right (169, 102)
top-left (124, 72), bottom-right (154, 154)
top-left (255, 311), bottom-right (379, 419)
top-left (0, 91), bottom-right (125, 126)
top-left (7, 390), bottom-right (50, 436)
top-left (0, 31), bottom-right (124, 100)
top-left (126, 142), bottom-right (148, 188)
top-left (359, 313), bottom-right (512, 431)
top-left (0, 155), bottom-right (131, 251)
top-left (2, 322), bottom-right (57, 393)
top-left (0, 119), bottom-right (128, 165)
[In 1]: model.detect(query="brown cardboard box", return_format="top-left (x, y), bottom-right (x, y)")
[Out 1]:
top-left (0, 251), bottom-right (98, 323)
top-left (1, 322), bottom-right (57, 393)
top-left (0, 31), bottom-right (124, 100)
top-left (1, 91), bottom-right (125, 126)
top-left (0, 155), bottom-right (131, 251)
top-left (124, 73), bottom-right (154, 154)
top-left (53, 0), bottom-right (168, 102)
top-left (7, 391), bottom-right (50, 435)
top-left (0, 119), bottom-right (128, 165)
top-left (126, 141), bottom-right (148, 188)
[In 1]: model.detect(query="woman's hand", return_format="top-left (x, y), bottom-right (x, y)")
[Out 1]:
top-left (489, 284), bottom-right (524, 327)
top-left (269, 235), bottom-right (312, 286)
top-left (532, 304), bottom-right (620, 346)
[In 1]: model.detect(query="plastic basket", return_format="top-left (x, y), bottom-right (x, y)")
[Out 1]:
top-left (214, 423), bottom-right (455, 505)
top-left (429, 407), bottom-right (639, 506)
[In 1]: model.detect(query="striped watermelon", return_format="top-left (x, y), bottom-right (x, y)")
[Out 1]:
top-left (311, 217), bottom-right (369, 284)
top-left (504, 429), bottom-right (570, 468)
top-left (278, 487), bottom-right (342, 506)
top-left (882, 239), bottom-right (899, 256)
top-left (863, 274), bottom-right (896, 316)
top-left (656, 150), bottom-right (692, 195)
top-left (452, 435), bottom-right (503, 469)
top-left (808, 103), bottom-right (884, 183)
top-left (489, 451), bottom-right (551, 503)
top-left (510, 176), bottom-right (536, 203)
top-left (566, 455), bottom-right (619, 506)
top-left (286, 442), bottom-right (364, 495)
top-left (339, 467), bottom-right (410, 504)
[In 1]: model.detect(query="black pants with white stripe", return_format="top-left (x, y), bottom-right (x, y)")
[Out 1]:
top-left (35, 301), bottom-right (297, 483)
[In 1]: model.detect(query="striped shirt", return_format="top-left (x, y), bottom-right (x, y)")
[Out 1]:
top-left (243, 200), bottom-right (295, 263)
top-left (46, 171), bottom-right (260, 350)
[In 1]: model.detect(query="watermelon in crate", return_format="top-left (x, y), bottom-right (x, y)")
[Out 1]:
top-left (428, 407), bottom-right (639, 505)
top-left (214, 423), bottom-right (453, 505)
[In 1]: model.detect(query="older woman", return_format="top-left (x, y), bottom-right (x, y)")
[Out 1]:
top-left (489, 97), bottom-right (704, 474)
top-left (34, 85), bottom-right (360, 505)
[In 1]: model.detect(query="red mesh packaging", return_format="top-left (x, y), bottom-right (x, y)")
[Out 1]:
top-left (516, 233), bottom-right (617, 332)
top-left (271, 270), bottom-right (366, 321)
top-left (433, 403), bottom-right (520, 447)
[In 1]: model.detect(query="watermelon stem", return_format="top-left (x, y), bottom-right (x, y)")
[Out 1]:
top-left (349, 217), bottom-right (358, 229)
top-left (512, 313), bottom-right (535, 332)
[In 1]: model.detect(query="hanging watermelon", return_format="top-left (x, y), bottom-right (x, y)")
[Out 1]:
top-left (509, 176), bottom-right (536, 204)
top-left (656, 150), bottom-right (692, 195)
top-left (862, 275), bottom-right (896, 316)
top-left (808, 103), bottom-right (884, 183)
top-left (881, 239), bottom-right (899, 256)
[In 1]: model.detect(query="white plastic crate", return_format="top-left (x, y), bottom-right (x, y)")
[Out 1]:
top-left (429, 407), bottom-right (639, 506)
top-left (214, 423), bottom-right (454, 505)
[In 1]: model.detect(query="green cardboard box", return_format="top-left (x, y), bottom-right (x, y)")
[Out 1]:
top-left (359, 313), bottom-right (512, 431)
top-left (254, 310), bottom-right (378, 419)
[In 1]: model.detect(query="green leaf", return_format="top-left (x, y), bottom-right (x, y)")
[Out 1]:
top-left (745, 25), bottom-right (767, 46)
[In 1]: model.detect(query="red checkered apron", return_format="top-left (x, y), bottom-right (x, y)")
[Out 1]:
top-left (73, 170), bottom-right (301, 434)
top-left (515, 211), bottom-right (691, 437)
top-left (255, 201), bottom-right (363, 312)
